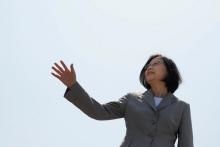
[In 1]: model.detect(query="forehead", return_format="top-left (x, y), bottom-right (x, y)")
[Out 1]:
top-left (150, 56), bottom-right (163, 62)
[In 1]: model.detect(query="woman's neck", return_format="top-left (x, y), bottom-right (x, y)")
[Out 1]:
top-left (150, 83), bottom-right (168, 97)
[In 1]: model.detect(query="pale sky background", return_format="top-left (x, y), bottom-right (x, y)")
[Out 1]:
top-left (1, 0), bottom-right (220, 147)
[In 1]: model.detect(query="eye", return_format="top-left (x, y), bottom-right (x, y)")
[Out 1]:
top-left (144, 60), bottom-right (163, 69)
top-left (154, 61), bottom-right (160, 65)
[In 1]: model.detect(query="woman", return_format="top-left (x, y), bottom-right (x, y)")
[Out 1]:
top-left (51, 54), bottom-right (193, 147)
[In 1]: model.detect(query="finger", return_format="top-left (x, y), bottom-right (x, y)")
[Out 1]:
top-left (60, 60), bottom-right (69, 71)
top-left (51, 72), bottom-right (61, 80)
top-left (54, 62), bottom-right (64, 73)
top-left (52, 66), bottom-right (62, 75)
top-left (70, 64), bottom-right (75, 74)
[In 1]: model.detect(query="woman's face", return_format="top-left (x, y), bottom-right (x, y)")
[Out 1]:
top-left (144, 57), bottom-right (168, 84)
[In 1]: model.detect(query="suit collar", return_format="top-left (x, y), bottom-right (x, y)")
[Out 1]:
top-left (142, 89), bottom-right (177, 111)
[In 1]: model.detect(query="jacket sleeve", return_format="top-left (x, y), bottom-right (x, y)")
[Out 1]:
top-left (177, 103), bottom-right (194, 147)
top-left (63, 81), bottom-right (129, 120)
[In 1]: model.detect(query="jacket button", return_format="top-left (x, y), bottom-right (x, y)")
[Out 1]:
top-left (152, 120), bottom-right (157, 125)
top-left (148, 133), bottom-right (154, 138)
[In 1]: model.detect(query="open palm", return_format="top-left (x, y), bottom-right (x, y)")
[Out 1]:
top-left (51, 60), bottom-right (76, 88)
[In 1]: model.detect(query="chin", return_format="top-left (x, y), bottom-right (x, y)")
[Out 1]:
top-left (145, 75), bottom-right (154, 81)
top-left (145, 78), bottom-right (154, 84)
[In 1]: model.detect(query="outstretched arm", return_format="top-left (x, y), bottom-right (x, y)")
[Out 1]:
top-left (64, 81), bottom-right (128, 120)
top-left (51, 60), bottom-right (128, 120)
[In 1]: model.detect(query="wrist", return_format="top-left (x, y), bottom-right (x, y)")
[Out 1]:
top-left (67, 81), bottom-right (76, 88)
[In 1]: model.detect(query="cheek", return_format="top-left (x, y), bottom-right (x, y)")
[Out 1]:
top-left (157, 67), bottom-right (168, 79)
top-left (144, 70), bottom-right (152, 81)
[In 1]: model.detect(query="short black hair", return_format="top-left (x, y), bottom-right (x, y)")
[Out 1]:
top-left (139, 54), bottom-right (182, 93)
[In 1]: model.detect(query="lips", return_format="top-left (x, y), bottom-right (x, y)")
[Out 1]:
top-left (147, 71), bottom-right (154, 75)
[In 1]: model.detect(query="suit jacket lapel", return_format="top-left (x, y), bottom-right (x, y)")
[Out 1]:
top-left (142, 89), bottom-right (177, 111)
top-left (142, 90), bottom-right (157, 112)
top-left (156, 92), bottom-right (177, 111)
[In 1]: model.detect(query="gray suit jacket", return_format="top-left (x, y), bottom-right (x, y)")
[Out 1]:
top-left (64, 82), bottom-right (193, 147)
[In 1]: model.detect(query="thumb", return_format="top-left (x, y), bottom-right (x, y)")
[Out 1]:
top-left (70, 63), bottom-right (74, 73)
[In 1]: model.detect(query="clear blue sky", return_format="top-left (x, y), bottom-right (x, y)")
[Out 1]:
top-left (1, 0), bottom-right (220, 147)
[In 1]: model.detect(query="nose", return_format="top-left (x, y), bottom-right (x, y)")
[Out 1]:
top-left (145, 67), bottom-right (154, 75)
top-left (147, 65), bottom-right (153, 71)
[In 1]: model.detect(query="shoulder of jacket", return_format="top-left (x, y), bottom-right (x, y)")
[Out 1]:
top-left (173, 95), bottom-right (190, 106)
top-left (126, 91), bottom-right (144, 99)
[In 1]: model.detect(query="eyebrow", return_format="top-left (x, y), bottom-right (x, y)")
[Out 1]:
top-left (150, 59), bottom-right (163, 63)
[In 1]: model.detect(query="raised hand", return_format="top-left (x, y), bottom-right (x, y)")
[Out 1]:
top-left (51, 60), bottom-right (76, 88)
